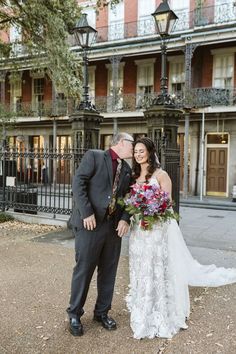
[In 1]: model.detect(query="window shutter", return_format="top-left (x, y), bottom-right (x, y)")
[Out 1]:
top-left (213, 54), bottom-right (234, 88)
top-left (138, 64), bottom-right (154, 86)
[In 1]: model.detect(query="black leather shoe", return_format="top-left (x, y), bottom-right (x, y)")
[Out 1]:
top-left (93, 314), bottom-right (117, 330)
top-left (69, 318), bottom-right (84, 336)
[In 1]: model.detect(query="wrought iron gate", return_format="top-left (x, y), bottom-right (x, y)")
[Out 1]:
top-left (0, 147), bottom-right (85, 215)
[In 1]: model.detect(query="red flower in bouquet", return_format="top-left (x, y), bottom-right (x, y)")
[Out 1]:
top-left (118, 182), bottom-right (179, 230)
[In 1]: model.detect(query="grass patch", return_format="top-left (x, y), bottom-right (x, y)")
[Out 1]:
top-left (0, 212), bottom-right (14, 223)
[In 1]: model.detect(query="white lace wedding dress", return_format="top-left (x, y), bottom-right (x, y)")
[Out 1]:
top-left (127, 178), bottom-right (236, 339)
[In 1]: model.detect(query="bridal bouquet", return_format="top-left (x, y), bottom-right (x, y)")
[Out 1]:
top-left (118, 182), bottom-right (179, 230)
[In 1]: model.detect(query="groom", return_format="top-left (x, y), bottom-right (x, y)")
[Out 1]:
top-left (67, 132), bottom-right (133, 336)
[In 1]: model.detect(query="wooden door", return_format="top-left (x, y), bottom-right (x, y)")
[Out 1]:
top-left (206, 148), bottom-right (227, 196)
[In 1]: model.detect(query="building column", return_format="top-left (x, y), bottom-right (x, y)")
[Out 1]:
top-left (183, 111), bottom-right (190, 198)
top-left (0, 70), bottom-right (6, 104)
top-left (182, 42), bottom-right (198, 198)
top-left (109, 54), bottom-right (122, 134)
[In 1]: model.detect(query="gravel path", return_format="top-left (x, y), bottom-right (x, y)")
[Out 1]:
top-left (0, 221), bottom-right (236, 354)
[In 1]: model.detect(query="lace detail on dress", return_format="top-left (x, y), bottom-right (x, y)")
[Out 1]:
top-left (127, 178), bottom-right (236, 339)
top-left (127, 221), bottom-right (189, 339)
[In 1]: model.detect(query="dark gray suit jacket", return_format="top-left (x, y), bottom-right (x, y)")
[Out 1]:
top-left (70, 149), bottom-right (132, 229)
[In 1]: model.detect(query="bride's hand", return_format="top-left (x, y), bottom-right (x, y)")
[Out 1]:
top-left (116, 220), bottom-right (129, 237)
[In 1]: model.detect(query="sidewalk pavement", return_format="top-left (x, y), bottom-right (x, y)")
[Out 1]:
top-left (1, 208), bottom-right (236, 354)
top-left (180, 195), bottom-right (236, 211)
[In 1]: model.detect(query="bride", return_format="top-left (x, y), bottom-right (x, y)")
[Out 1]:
top-left (126, 137), bottom-right (236, 340)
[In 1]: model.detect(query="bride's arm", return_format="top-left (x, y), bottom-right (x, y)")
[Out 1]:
top-left (156, 170), bottom-right (172, 201)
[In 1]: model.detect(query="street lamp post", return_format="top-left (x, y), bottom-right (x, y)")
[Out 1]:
top-left (151, 0), bottom-right (178, 106)
top-left (69, 14), bottom-right (102, 154)
top-left (72, 13), bottom-right (97, 111)
top-left (144, 1), bottom-right (182, 213)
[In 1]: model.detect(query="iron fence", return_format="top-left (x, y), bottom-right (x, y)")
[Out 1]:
top-left (0, 147), bottom-right (85, 216)
top-left (0, 145), bottom-right (180, 216)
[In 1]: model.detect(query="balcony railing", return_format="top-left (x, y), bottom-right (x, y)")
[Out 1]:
top-left (1, 88), bottom-right (236, 119)
top-left (4, 3), bottom-right (235, 60)
top-left (95, 88), bottom-right (236, 112)
top-left (95, 2), bottom-right (236, 44)
top-left (1, 99), bottom-right (76, 118)
top-left (184, 87), bottom-right (236, 107)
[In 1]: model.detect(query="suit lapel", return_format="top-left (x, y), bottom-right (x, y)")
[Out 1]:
top-left (104, 150), bottom-right (113, 187)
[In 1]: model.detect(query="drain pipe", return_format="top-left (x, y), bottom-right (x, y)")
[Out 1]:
top-left (200, 111), bottom-right (205, 201)
top-left (183, 110), bottom-right (190, 199)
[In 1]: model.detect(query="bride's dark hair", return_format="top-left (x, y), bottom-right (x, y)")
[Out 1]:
top-left (133, 137), bottom-right (161, 182)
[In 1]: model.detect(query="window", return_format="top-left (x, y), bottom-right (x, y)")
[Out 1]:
top-left (32, 78), bottom-right (44, 115)
top-left (100, 135), bottom-right (113, 150)
top-left (213, 55), bottom-right (234, 89)
top-left (10, 73), bottom-right (22, 112)
top-left (9, 24), bottom-right (22, 54)
top-left (170, 0), bottom-right (189, 11)
top-left (135, 59), bottom-right (155, 108)
top-left (207, 133), bottom-right (228, 145)
top-left (28, 136), bottom-right (44, 183)
top-left (9, 25), bottom-right (21, 42)
top-left (168, 58), bottom-right (185, 93)
top-left (7, 136), bottom-right (17, 147)
top-left (108, 1), bottom-right (124, 40)
top-left (137, 0), bottom-right (155, 36)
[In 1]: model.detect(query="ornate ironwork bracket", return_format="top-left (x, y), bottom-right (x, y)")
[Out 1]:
top-left (109, 53), bottom-right (123, 112)
top-left (184, 42), bottom-right (199, 91)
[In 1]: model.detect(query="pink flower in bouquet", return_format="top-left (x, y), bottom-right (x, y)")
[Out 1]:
top-left (118, 182), bottom-right (179, 230)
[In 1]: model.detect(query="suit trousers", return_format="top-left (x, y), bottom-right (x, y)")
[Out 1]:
top-left (67, 215), bottom-right (122, 319)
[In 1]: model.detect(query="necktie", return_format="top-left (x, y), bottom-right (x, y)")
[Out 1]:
top-left (109, 158), bottom-right (122, 215)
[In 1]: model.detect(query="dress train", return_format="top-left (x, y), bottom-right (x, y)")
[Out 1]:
top-left (127, 186), bottom-right (236, 339)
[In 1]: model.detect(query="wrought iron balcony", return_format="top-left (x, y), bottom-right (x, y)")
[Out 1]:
top-left (94, 2), bottom-right (236, 44)
top-left (94, 88), bottom-right (236, 113)
top-left (183, 87), bottom-right (236, 108)
top-left (1, 99), bottom-right (76, 118)
top-left (2, 88), bottom-right (236, 120)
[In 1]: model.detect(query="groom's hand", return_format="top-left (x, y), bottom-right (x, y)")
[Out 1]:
top-left (116, 220), bottom-right (129, 237)
top-left (83, 214), bottom-right (96, 230)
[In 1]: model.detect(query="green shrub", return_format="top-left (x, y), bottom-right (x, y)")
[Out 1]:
top-left (0, 212), bottom-right (14, 223)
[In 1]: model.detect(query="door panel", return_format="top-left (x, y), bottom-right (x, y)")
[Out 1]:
top-left (206, 148), bottom-right (227, 195)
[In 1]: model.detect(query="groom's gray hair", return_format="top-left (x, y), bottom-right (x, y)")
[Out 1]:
top-left (110, 132), bottom-right (133, 146)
